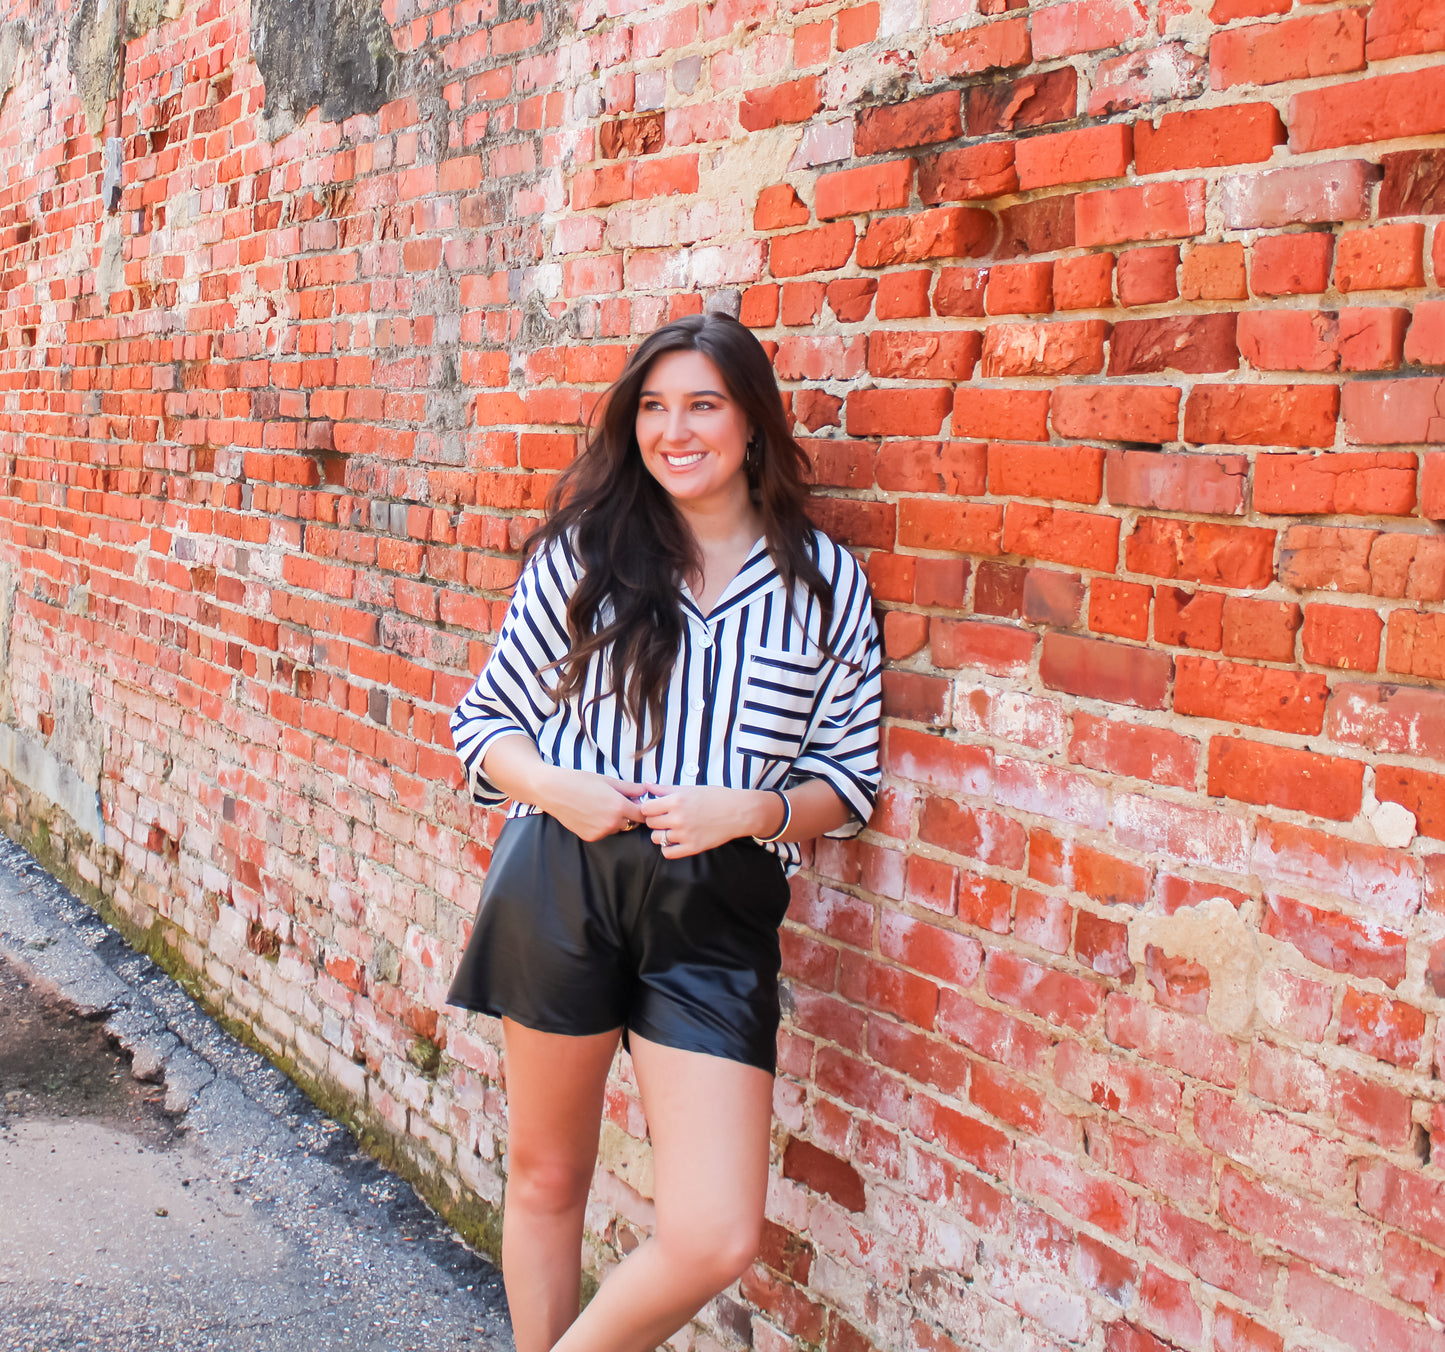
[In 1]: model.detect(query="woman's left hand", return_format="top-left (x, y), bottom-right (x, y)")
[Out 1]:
top-left (636, 785), bottom-right (781, 858)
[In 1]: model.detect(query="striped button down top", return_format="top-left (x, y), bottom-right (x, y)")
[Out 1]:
top-left (450, 529), bottom-right (883, 870)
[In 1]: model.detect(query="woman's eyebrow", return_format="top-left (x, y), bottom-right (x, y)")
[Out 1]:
top-left (638, 388), bottom-right (729, 399)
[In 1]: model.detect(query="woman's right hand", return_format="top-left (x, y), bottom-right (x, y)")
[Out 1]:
top-left (530, 764), bottom-right (648, 841)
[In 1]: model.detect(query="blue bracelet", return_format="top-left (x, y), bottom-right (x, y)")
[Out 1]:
top-left (755, 788), bottom-right (792, 844)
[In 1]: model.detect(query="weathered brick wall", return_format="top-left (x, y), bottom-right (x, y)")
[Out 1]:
top-left (3, 0), bottom-right (1445, 1345)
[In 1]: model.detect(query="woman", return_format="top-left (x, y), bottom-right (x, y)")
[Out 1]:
top-left (447, 312), bottom-right (882, 1352)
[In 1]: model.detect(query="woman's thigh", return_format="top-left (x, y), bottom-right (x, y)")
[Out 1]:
top-left (502, 1018), bottom-right (622, 1200)
top-left (629, 1033), bottom-right (775, 1262)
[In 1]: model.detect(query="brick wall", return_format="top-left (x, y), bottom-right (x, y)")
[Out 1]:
top-left (3, 0), bottom-right (1445, 1346)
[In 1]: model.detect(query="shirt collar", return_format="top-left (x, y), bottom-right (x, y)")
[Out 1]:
top-left (680, 537), bottom-right (786, 621)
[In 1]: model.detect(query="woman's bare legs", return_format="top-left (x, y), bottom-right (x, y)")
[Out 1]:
top-left (500, 1019), bottom-right (622, 1352)
top-left (551, 1033), bottom-right (775, 1352)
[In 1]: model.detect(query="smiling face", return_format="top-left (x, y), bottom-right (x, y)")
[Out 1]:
top-left (634, 349), bottom-right (754, 518)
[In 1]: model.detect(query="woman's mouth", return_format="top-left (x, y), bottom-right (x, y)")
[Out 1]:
top-left (663, 452), bottom-right (706, 468)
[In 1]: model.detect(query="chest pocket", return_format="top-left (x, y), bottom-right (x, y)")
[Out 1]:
top-left (734, 644), bottom-right (824, 762)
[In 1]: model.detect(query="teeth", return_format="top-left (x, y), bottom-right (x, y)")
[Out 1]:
top-left (665, 453), bottom-right (705, 466)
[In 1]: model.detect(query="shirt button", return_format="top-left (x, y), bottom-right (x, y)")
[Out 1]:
top-left (690, 697), bottom-right (706, 711)
top-left (683, 763), bottom-right (699, 776)
top-left (698, 630), bottom-right (713, 648)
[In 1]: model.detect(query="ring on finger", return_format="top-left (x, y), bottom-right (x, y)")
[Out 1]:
top-left (660, 829), bottom-right (670, 847)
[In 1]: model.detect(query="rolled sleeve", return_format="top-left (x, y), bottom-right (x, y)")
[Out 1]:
top-left (790, 592), bottom-right (883, 838)
top-left (449, 539), bottom-right (576, 805)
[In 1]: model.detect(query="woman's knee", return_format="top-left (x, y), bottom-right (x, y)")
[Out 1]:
top-left (506, 1146), bottom-right (595, 1216)
top-left (659, 1213), bottom-right (763, 1290)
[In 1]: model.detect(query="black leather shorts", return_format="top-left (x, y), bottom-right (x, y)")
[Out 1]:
top-left (446, 813), bottom-right (793, 1073)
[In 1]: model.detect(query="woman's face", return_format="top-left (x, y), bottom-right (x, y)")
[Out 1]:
top-left (635, 350), bottom-right (753, 515)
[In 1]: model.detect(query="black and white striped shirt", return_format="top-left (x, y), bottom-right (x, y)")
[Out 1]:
top-left (450, 529), bottom-right (883, 870)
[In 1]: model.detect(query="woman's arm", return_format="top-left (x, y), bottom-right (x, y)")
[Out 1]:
top-left (635, 779), bottom-right (853, 857)
top-left (481, 734), bottom-right (646, 841)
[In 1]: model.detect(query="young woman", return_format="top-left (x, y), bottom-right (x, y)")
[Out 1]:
top-left (447, 312), bottom-right (882, 1352)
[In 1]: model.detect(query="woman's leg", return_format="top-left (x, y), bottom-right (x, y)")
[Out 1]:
top-left (501, 1018), bottom-right (622, 1352)
top-left (552, 1033), bottom-right (775, 1352)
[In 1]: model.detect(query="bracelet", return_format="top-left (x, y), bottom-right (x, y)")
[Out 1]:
top-left (755, 788), bottom-right (792, 844)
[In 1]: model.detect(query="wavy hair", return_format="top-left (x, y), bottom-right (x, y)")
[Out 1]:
top-left (529, 312), bottom-right (835, 741)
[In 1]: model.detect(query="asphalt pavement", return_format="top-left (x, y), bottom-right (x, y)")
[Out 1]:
top-left (0, 835), bottom-right (513, 1352)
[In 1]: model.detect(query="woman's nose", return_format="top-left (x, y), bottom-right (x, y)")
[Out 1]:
top-left (665, 407), bottom-right (691, 443)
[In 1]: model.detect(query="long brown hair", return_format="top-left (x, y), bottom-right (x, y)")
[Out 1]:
top-left (530, 313), bottom-right (835, 738)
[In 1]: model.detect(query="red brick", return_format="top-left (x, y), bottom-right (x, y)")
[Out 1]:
top-left (1335, 223), bottom-right (1427, 292)
top-left (1070, 712), bottom-right (1198, 789)
top-left (929, 267), bottom-right (984, 318)
top-left (999, 195), bottom-right (1079, 256)
top-left (782, 1137), bottom-right (865, 1211)
top-left (780, 281), bottom-right (827, 326)
top-left (1342, 378), bottom-right (1445, 445)
top-left (1208, 736), bottom-right (1364, 820)
top-left (1040, 633), bottom-right (1171, 710)
top-left (855, 91), bottom-right (962, 155)
top-left (1109, 314), bottom-right (1239, 375)
top-left (1183, 384), bottom-right (1339, 448)
top-left (1134, 104), bottom-right (1285, 173)
top-left (1367, 0), bottom-right (1445, 57)
top-left (867, 330), bottom-right (982, 380)
top-left (930, 619), bottom-right (1036, 676)
top-left (898, 501), bottom-right (1004, 553)
top-left (1088, 580), bottom-right (1153, 642)
top-left (1254, 816), bottom-right (1422, 918)
top-left (1382, 1229), bottom-right (1445, 1324)
top-left (966, 66), bottom-right (1077, 136)
top-left (1378, 147), bottom-right (1445, 217)
top-left (984, 951), bottom-right (1104, 1032)
top-left (1222, 161), bottom-right (1378, 230)
top-left (1055, 387), bottom-right (1182, 449)
top-left (1137, 1200), bottom-right (1277, 1305)
top-left (1287, 1264), bottom-right (1445, 1352)
top-left (1054, 253), bottom-right (1115, 310)
top-left (1181, 242), bottom-right (1248, 301)
top-left (1221, 597), bottom-right (1301, 661)
top-left (1302, 605), bottom-right (1383, 670)
top-left (740, 77), bottom-right (822, 131)
top-left (1220, 1169), bottom-right (1375, 1282)
top-left (988, 442), bottom-right (1103, 504)
top-left (1358, 1159), bottom-right (1445, 1250)
top-left (1126, 519), bottom-right (1275, 588)
top-left (1031, 828), bottom-right (1154, 905)
top-left (1089, 44), bottom-right (1208, 116)
top-left (846, 387), bottom-right (952, 437)
top-left (1155, 588), bottom-right (1225, 650)
top-left (918, 796), bottom-right (1027, 869)
top-left (1107, 452), bottom-right (1248, 514)
top-left (1404, 301), bottom-right (1445, 366)
top-left (1339, 987), bottom-right (1425, 1067)
top-left (1275, 524), bottom-right (1376, 592)
top-left (874, 441), bottom-right (984, 495)
top-left (1377, 762), bottom-right (1445, 838)
top-left (1003, 504), bottom-right (1121, 572)
top-left (916, 559), bottom-right (970, 609)
top-left (769, 223), bottom-right (857, 278)
top-left (919, 16), bottom-right (1032, 81)
top-left (1250, 232), bottom-right (1335, 297)
top-left (1327, 680), bottom-right (1445, 758)
top-left (984, 261), bottom-right (1054, 316)
top-left (1175, 656), bottom-right (1329, 734)
top-left (1211, 9), bottom-right (1367, 89)
top-left (875, 270), bottom-right (933, 318)
top-left (1015, 124), bottom-right (1132, 191)
top-left (1289, 66), bottom-right (1445, 152)
top-left (981, 320), bottom-right (1110, 377)
top-left (740, 283), bottom-right (780, 326)
top-left (917, 143), bottom-right (1019, 204)
top-left (824, 278), bottom-right (877, 323)
top-left (910, 1094), bottom-right (1011, 1177)
top-left (857, 207), bottom-right (996, 268)
top-left (1255, 452), bottom-right (1417, 515)
top-left (1215, 1308), bottom-right (1284, 1352)
top-left (1076, 181), bottom-right (1206, 247)
top-left (1262, 894), bottom-right (1407, 986)
top-left (836, 1), bottom-right (879, 49)
top-left (953, 388), bottom-right (1051, 442)
top-left (1017, 1147), bottom-right (1134, 1237)
top-left (1115, 247), bottom-right (1179, 307)
top-left (815, 160), bottom-right (914, 220)
top-left (1388, 610), bottom-right (1445, 680)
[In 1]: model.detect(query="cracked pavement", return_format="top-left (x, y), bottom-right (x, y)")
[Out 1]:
top-left (0, 836), bottom-right (513, 1352)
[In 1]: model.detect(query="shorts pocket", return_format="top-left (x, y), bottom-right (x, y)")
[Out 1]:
top-left (733, 644), bottom-right (821, 762)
